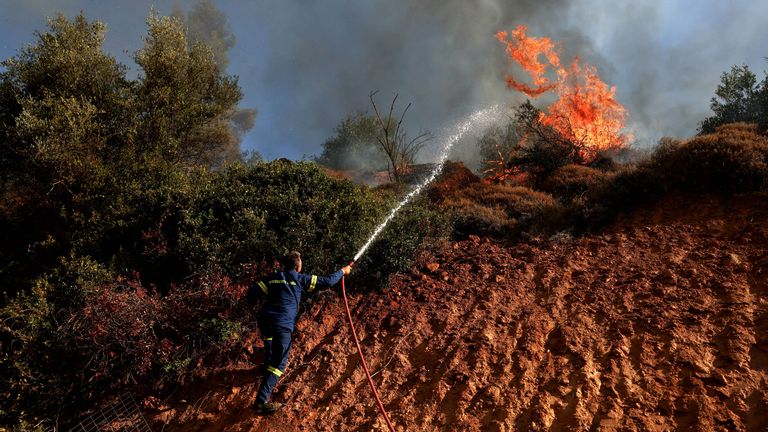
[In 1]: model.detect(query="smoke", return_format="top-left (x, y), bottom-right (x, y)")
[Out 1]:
top-left (4, 0), bottom-right (768, 164)
top-left (247, 0), bottom-right (587, 167)
top-left (243, 0), bottom-right (768, 164)
top-left (177, 0), bottom-right (235, 70)
top-left (173, 0), bottom-right (257, 150)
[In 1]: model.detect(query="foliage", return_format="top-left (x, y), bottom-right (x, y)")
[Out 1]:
top-left (571, 124), bottom-right (768, 229)
top-left (699, 64), bottom-right (768, 134)
top-left (541, 164), bottom-right (607, 203)
top-left (176, 161), bottom-right (385, 277)
top-left (482, 101), bottom-right (587, 185)
top-left (134, 13), bottom-right (244, 167)
top-left (1, 264), bottom-right (251, 426)
top-left (355, 196), bottom-right (451, 287)
top-left (0, 12), bottom-right (251, 303)
top-left (315, 111), bottom-right (390, 171)
top-left (442, 183), bottom-right (560, 238)
top-left (654, 123), bottom-right (768, 193)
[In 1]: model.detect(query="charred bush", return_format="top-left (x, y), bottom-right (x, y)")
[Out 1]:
top-left (447, 198), bottom-right (517, 238)
top-left (442, 183), bottom-right (560, 238)
top-left (567, 124), bottom-right (768, 230)
top-left (541, 164), bottom-right (608, 203)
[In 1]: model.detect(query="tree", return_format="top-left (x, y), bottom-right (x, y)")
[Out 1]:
top-left (316, 111), bottom-right (389, 171)
top-left (135, 12), bottom-right (245, 167)
top-left (0, 12), bottom-right (253, 299)
top-left (699, 64), bottom-right (767, 134)
top-left (0, 13), bottom-right (134, 199)
top-left (369, 91), bottom-right (432, 182)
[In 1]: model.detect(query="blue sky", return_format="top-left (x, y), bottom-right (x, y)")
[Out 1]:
top-left (2, 0), bottom-right (767, 162)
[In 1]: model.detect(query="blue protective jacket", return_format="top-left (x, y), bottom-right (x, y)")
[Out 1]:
top-left (254, 269), bottom-right (344, 331)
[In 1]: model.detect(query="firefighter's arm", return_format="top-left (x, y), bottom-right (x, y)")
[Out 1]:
top-left (304, 267), bottom-right (349, 292)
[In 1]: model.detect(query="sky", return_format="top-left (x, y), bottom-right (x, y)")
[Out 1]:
top-left (1, 0), bottom-right (767, 164)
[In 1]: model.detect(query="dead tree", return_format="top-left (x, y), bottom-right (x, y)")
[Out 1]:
top-left (369, 91), bottom-right (432, 182)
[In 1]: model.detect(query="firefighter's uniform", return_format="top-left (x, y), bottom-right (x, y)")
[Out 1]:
top-left (252, 268), bottom-right (344, 404)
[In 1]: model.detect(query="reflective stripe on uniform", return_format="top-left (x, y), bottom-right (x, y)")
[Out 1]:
top-left (257, 281), bottom-right (268, 294)
top-left (263, 337), bottom-right (272, 341)
top-left (266, 365), bottom-right (283, 377)
top-left (268, 279), bottom-right (297, 286)
top-left (308, 275), bottom-right (318, 292)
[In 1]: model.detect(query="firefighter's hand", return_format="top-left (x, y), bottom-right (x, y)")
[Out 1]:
top-left (342, 265), bottom-right (352, 276)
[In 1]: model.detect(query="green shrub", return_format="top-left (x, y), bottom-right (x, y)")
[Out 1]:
top-left (355, 196), bottom-right (451, 287)
top-left (177, 160), bottom-right (385, 277)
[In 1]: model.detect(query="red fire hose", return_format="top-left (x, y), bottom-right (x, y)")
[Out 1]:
top-left (341, 267), bottom-right (396, 432)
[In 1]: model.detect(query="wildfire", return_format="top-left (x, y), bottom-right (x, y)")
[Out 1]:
top-left (496, 26), bottom-right (630, 159)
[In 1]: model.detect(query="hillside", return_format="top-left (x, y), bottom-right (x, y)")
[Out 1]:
top-left (146, 192), bottom-right (768, 431)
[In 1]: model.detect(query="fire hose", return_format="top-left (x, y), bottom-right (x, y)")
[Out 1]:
top-left (341, 261), bottom-right (396, 432)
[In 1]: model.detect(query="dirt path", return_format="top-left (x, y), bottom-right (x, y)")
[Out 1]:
top-left (149, 193), bottom-right (768, 431)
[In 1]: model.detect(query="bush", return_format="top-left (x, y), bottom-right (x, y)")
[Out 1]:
top-left (443, 183), bottom-right (560, 238)
top-left (541, 164), bottom-right (607, 203)
top-left (1, 263), bottom-right (252, 428)
top-left (177, 160), bottom-right (385, 277)
top-left (566, 124), bottom-right (768, 230)
top-left (653, 123), bottom-right (768, 193)
top-left (356, 197), bottom-right (451, 286)
top-left (1, 255), bottom-right (115, 426)
top-left (446, 198), bottom-right (518, 238)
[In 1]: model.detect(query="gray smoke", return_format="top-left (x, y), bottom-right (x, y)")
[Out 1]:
top-left (174, 0), bottom-right (257, 149)
top-left (5, 0), bottom-right (768, 164)
top-left (246, 0), bottom-right (768, 163)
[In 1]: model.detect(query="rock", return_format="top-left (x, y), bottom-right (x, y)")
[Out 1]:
top-left (426, 262), bottom-right (440, 273)
top-left (495, 275), bottom-right (506, 283)
top-left (724, 253), bottom-right (742, 266)
top-left (484, 385), bottom-right (502, 404)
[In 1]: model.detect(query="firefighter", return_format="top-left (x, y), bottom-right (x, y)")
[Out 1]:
top-left (251, 251), bottom-right (352, 414)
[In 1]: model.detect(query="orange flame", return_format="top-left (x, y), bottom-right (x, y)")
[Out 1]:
top-left (496, 26), bottom-right (630, 160)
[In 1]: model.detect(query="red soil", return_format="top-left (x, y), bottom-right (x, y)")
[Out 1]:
top-left (147, 193), bottom-right (768, 431)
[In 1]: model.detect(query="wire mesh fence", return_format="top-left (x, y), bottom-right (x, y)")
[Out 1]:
top-left (70, 393), bottom-right (152, 432)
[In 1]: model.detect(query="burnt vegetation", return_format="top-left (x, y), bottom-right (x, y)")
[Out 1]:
top-left (1, 7), bottom-right (767, 432)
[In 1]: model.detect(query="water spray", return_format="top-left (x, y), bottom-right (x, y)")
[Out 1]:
top-left (341, 105), bottom-right (502, 432)
top-left (352, 104), bottom-right (503, 262)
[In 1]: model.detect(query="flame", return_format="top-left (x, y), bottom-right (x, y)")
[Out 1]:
top-left (496, 26), bottom-right (630, 160)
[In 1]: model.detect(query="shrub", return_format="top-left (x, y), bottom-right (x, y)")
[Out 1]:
top-left (0, 255), bottom-right (115, 427)
top-left (427, 161), bottom-right (480, 202)
top-left (176, 160), bottom-right (385, 278)
top-left (356, 196), bottom-right (451, 286)
top-left (442, 183), bottom-right (560, 238)
top-left (653, 123), bottom-right (768, 193)
top-left (568, 124), bottom-right (768, 230)
top-left (446, 198), bottom-right (517, 238)
top-left (1, 265), bottom-right (252, 428)
top-left (541, 164), bottom-right (607, 203)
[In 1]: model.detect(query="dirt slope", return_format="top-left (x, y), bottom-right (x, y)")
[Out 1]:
top-left (148, 193), bottom-right (768, 431)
